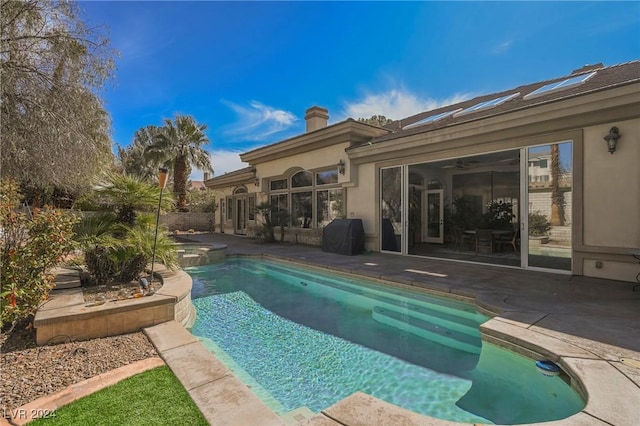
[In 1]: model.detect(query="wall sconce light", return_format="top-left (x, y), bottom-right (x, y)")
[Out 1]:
top-left (337, 159), bottom-right (346, 175)
top-left (254, 178), bottom-right (260, 187)
top-left (603, 126), bottom-right (621, 154)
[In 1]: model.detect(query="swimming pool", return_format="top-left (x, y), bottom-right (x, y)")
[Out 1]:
top-left (187, 258), bottom-right (584, 424)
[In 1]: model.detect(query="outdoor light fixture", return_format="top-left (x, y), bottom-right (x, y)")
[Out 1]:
top-left (254, 178), bottom-right (260, 187)
top-left (337, 159), bottom-right (346, 175)
top-left (604, 126), bottom-right (621, 154)
top-left (150, 167), bottom-right (169, 285)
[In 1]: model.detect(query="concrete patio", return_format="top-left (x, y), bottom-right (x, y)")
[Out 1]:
top-left (157, 232), bottom-right (639, 426)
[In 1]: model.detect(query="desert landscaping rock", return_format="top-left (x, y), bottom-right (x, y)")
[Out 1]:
top-left (0, 328), bottom-right (157, 417)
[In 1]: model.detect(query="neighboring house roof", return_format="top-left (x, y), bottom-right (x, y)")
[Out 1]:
top-left (190, 181), bottom-right (206, 191)
top-left (353, 60), bottom-right (640, 148)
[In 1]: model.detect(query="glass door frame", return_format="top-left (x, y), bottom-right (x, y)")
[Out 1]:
top-left (235, 196), bottom-right (247, 234)
top-left (380, 165), bottom-right (406, 254)
top-left (424, 189), bottom-right (444, 244)
top-left (521, 142), bottom-right (573, 274)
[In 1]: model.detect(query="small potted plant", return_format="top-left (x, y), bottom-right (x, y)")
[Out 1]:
top-left (528, 211), bottom-right (550, 244)
top-left (486, 201), bottom-right (515, 230)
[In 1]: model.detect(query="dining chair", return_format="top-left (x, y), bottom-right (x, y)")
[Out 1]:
top-left (476, 229), bottom-right (493, 254)
top-left (454, 227), bottom-right (474, 251)
top-left (510, 228), bottom-right (521, 252)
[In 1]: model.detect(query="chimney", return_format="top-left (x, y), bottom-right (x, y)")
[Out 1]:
top-left (571, 63), bottom-right (604, 75)
top-left (305, 106), bottom-right (329, 132)
top-left (203, 172), bottom-right (210, 181)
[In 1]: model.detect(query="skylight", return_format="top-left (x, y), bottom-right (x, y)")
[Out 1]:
top-left (524, 72), bottom-right (596, 100)
top-left (453, 92), bottom-right (520, 117)
top-left (403, 108), bottom-right (462, 130)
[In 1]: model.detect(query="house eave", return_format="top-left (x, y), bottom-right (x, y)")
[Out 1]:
top-left (240, 120), bottom-right (390, 165)
top-left (204, 167), bottom-right (255, 189)
top-left (347, 82), bottom-right (640, 164)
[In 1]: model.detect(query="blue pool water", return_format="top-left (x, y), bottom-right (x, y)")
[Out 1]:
top-left (188, 258), bottom-right (584, 424)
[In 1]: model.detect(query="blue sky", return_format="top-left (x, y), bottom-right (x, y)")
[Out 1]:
top-left (80, 1), bottom-right (640, 180)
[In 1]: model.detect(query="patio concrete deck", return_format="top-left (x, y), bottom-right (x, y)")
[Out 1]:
top-left (166, 232), bottom-right (640, 425)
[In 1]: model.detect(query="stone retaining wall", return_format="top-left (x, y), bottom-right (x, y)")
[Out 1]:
top-left (34, 266), bottom-right (195, 345)
top-left (161, 213), bottom-right (214, 232)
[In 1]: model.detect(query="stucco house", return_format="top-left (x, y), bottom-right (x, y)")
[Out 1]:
top-left (205, 61), bottom-right (640, 283)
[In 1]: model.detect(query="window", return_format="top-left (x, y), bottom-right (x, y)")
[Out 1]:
top-left (454, 93), bottom-right (520, 117)
top-left (524, 72), bottom-right (596, 100)
top-left (317, 189), bottom-right (343, 226)
top-left (270, 194), bottom-right (288, 213)
top-left (270, 179), bottom-right (287, 191)
top-left (291, 192), bottom-right (313, 228)
top-left (316, 170), bottom-right (338, 185)
top-left (292, 171), bottom-right (313, 188)
top-left (268, 168), bottom-right (343, 228)
top-left (248, 195), bottom-right (255, 221)
top-left (226, 196), bottom-right (232, 221)
top-left (539, 159), bottom-right (548, 168)
top-left (403, 109), bottom-right (462, 130)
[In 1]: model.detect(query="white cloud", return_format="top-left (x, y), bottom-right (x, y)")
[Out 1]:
top-left (341, 89), bottom-right (472, 121)
top-left (223, 100), bottom-right (298, 141)
top-left (210, 150), bottom-right (248, 176)
top-left (190, 149), bottom-right (248, 181)
top-left (491, 41), bottom-right (513, 55)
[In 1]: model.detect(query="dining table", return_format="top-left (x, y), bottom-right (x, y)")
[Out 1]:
top-left (463, 229), bottom-right (514, 253)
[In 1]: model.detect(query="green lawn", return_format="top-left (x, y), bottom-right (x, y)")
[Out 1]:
top-left (31, 366), bottom-right (208, 426)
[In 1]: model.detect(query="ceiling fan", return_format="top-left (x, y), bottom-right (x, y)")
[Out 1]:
top-left (441, 159), bottom-right (481, 169)
top-left (495, 156), bottom-right (520, 166)
top-left (441, 156), bottom-right (519, 170)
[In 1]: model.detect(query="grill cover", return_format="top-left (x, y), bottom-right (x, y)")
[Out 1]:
top-left (321, 219), bottom-right (365, 255)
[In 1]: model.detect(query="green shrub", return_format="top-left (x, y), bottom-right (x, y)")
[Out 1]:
top-left (76, 174), bottom-right (178, 285)
top-left (1, 180), bottom-right (77, 329)
top-left (528, 211), bottom-right (551, 236)
top-left (78, 216), bottom-right (177, 285)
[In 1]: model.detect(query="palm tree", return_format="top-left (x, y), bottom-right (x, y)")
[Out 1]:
top-left (117, 125), bottom-right (162, 181)
top-left (77, 173), bottom-right (177, 284)
top-left (145, 115), bottom-right (214, 211)
top-left (93, 172), bottom-right (174, 225)
top-left (550, 143), bottom-right (565, 226)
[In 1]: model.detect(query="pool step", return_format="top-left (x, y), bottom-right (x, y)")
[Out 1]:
top-left (248, 263), bottom-right (482, 340)
top-left (251, 262), bottom-right (484, 322)
top-left (372, 306), bottom-right (482, 355)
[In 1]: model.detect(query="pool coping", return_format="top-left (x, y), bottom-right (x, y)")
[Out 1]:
top-left (30, 252), bottom-right (639, 425)
top-left (33, 265), bottom-right (195, 345)
top-left (175, 253), bottom-right (639, 426)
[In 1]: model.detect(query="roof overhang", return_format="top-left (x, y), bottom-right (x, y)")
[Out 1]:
top-left (346, 82), bottom-right (640, 165)
top-left (240, 119), bottom-right (390, 165)
top-left (205, 166), bottom-right (255, 189)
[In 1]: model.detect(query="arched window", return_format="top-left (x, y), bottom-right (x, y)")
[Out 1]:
top-left (268, 168), bottom-right (343, 228)
top-left (291, 171), bottom-right (313, 188)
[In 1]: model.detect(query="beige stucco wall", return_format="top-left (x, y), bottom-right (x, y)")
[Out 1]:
top-left (255, 143), bottom-right (351, 183)
top-left (345, 162), bottom-right (378, 249)
top-left (582, 119), bottom-right (640, 249)
top-left (578, 118), bottom-right (640, 282)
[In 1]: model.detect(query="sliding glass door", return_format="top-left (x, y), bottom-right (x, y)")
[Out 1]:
top-left (525, 143), bottom-right (572, 271)
top-left (381, 166), bottom-right (403, 252)
top-left (380, 144), bottom-right (573, 273)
